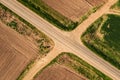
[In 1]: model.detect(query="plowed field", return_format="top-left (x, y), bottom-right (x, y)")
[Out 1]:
top-left (0, 22), bottom-right (38, 80)
top-left (43, 0), bottom-right (107, 21)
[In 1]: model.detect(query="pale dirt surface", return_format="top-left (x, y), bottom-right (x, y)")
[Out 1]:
top-left (43, 0), bottom-right (105, 21)
top-left (0, 21), bottom-right (38, 80)
top-left (34, 64), bottom-right (86, 80)
top-left (1, 0), bottom-right (120, 80)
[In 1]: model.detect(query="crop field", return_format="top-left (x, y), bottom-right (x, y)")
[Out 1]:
top-left (34, 53), bottom-right (111, 80)
top-left (0, 22), bottom-right (38, 80)
top-left (18, 0), bottom-right (107, 31)
top-left (81, 14), bottom-right (120, 69)
top-left (0, 3), bottom-right (54, 80)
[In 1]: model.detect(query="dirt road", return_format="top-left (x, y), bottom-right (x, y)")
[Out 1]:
top-left (0, 0), bottom-right (120, 80)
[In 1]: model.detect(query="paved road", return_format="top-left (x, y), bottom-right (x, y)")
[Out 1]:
top-left (1, 0), bottom-right (120, 80)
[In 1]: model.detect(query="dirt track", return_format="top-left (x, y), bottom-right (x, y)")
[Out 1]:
top-left (0, 22), bottom-right (38, 80)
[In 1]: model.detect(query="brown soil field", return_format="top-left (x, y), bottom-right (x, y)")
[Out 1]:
top-left (0, 22), bottom-right (38, 80)
top-left (43, 0), bottom-right (107, 21)
top-left (34, 64), bottom-right (86, 80)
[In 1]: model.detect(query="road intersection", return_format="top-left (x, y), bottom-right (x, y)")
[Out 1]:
top-left (0, 0), bottom-right (120, 80)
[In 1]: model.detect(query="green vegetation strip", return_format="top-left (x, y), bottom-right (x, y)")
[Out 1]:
top-left (81, 14), bottom-right (120, 69)
top-left (34, 53), bottom-right (112, 80)
top-left (17, 0), bottom-right (78, 31)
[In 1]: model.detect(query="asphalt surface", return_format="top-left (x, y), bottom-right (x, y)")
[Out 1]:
top-left (0, 0), bottom-right (120, 80)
